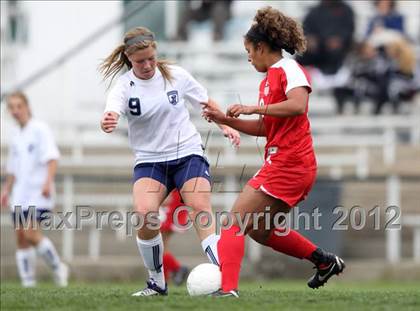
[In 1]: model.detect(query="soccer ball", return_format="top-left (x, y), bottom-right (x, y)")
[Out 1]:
top-left (186, 263), bottom-right (221, 296)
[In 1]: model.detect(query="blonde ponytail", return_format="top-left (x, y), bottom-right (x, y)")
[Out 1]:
top-left (99, 27), bottom-right (174, 87)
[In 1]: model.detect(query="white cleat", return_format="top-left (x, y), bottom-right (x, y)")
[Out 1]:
top-left (54, 263), bottom-right (69, 287)
top-left (132, 280), bottom-right (168, 296)
top-left (22, 279), bottom-right (36, 288)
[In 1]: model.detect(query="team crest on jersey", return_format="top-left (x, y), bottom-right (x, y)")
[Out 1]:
top-left (167, 90), bottom-right (179, 105)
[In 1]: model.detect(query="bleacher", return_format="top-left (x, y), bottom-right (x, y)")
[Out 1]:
top-left (2, 51), bottom-right (419, 280)
top-left (1, 1), bottom-right (420, 281)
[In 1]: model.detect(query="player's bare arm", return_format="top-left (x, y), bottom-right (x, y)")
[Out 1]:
top-left (202, 99), bottom-right (241, 147)
top-left (228, 87), bottom-right (309, 118)
top-left (100, 111), bottom-right (120, 133)
top-left (42, 160), bottom-right (57, 198)
top-left (0, 174), bottom-right (15, 208)
top-left (203, 102), bottom-right (266, 137)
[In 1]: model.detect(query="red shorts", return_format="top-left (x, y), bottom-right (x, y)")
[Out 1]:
top-left (159, 190), bottom-right (189, 232)
top-left (247, 157), bottom-right (317, 207)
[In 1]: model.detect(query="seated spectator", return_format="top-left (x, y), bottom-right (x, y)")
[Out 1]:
top-left (347, 42), bottom-right (393, 114)
top-left (177, 0), bottom-right (233, 42)
top-left (345, 0), bottom-right (417, 115)
top-left (347, 31), bottom-right (417, 114)
top-left (366, 0), bottom-right (405, 37)
top-left (297, 0), bottom-right (355, 114)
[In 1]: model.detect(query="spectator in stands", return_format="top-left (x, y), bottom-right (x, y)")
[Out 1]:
top-left (350, 35), bottom-right (417, 114)
top-left (176, 0), bottom-right (233, 41)
top-left (1, 91), bottom-right (69, 287)
top-left (346, 42), bottom-right (391, 114)
top-left (297, 0), bottom-right (355, 114)
top-left (347, 0), bottom-right (417, 114)
top-left (366, 0), bottom-right (405, 37)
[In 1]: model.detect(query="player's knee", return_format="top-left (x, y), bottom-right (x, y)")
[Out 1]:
top-left (187, 203), bottom-right (212, 226)
top-left (134, 204), bottom-right (155, 217)
top-left (248, 228), bottom-right (271, 245)
top-left (24, 230), bottom-right (42, 246)
top-left (188, 201), bottom-right (212, 215)
top-left (16, 231), bottom-right (30, 248)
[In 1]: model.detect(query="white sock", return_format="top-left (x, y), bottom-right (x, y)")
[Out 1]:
top-left (36, 237), bottom-right (61, 271)
top-left (16, 248), bottom-right (36, 287)
top-left (201, 233), bottom-right (220, 265)
top-left (136, 234), bottom-right (165, 288)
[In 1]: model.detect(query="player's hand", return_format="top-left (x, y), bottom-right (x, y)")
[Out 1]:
top-left (222, 126), bottom-right (241, 148)
top-left (41, 182), bottom-right (52, 198)
top-left (101, 112), bottom-right (118, 133)
top-left (227, 104), bottom-right (257, 118)
top-left (202, 101), bottom-right (227, 124)
top-left (0, 190), bottom-right (9, 208)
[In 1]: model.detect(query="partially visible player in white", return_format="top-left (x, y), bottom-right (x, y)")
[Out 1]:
top-left (100, 27), bottom-right (240, 296)
top-left (0, 91), bottom-right (69, 287)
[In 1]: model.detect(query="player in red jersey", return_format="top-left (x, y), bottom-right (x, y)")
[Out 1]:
top-left (160, 190), bottom-right (189, 285)
top-left (203, 6), bottom-right (345, 297)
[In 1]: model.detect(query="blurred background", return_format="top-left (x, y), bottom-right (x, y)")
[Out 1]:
top-left (1, 0), bottom-right (419, 282)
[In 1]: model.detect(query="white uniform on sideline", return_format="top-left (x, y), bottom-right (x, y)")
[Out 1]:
top-left (6, 119), bottom-right (60, 211)
top-left (105, 65), bottom-right (208, 164)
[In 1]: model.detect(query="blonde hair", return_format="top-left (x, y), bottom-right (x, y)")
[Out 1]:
top-left (99, 27), bottom-right (173, 86)
top-left (386, 38), bottom-right (416, 75)
top-left (6, 91), bottom-right (32, 116)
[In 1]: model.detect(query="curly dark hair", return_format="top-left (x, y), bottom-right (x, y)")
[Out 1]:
top-left (245, 6), bottom-right (306, 55)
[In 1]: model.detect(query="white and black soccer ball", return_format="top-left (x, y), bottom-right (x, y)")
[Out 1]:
top-left (186, 263), bottom-right (221, 296)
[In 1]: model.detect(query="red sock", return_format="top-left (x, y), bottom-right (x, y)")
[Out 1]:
top-left (266, 228), bottom-right (317, 260)
top-left (163, 252), bottom-right (181, 281)
top-left (217, 225), bottom-right (245, 292)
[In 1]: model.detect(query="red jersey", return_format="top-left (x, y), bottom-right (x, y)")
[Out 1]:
top-left (259, 58), bottom-right (316, 171)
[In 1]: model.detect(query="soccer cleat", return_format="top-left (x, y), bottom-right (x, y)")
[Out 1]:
top-left (22, 279), bottom-right (36, 288)
top-left (132, 279), bottom-right (168, 296)
top-left (54, 263), bottom-right (69, 287)
top-left (210, 289), bottom-right (239, 298)
top-left (172, 266), bottom-right (189, 286)
top-left (307, 250), bottom-right (345, 289)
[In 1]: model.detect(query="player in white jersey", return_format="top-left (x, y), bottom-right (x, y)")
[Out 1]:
top-left (99, 27), bottom-right (240, 296)
top-left (1, 91), bottom-right (69, 287)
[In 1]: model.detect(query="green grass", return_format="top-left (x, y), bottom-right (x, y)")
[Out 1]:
top-left (1, 280), bottom-right (420, 310)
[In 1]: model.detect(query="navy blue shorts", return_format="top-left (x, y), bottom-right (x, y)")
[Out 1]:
top-left (133, 155), bottom-right (211, 193)
top-left (11, 208), bottom-right (51, 226)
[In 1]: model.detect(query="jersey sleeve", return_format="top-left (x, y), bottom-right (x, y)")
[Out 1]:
top-left (180, 67), bottom-right (208, 107)
top-left (282, 60), bottom-right (312, 94)
top-left (38, 123), bottom-right (60, 164)
top-left (105, 78), bottom-right (127, 116)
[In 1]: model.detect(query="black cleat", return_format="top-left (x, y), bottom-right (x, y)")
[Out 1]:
top-left (172, 266), bottom-right (189, 286)
top-left (210, 289), bottom-right (239, 298)
top-left (307, 249), bottom-right (345, 289)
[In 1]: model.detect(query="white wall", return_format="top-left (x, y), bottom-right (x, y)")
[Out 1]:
top-left (3, 1), bottom-right (123, 126)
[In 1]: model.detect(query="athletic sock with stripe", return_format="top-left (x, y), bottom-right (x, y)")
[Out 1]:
top-left (136, 233), bottom-right (165, 289)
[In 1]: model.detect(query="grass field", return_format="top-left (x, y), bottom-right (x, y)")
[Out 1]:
top-left (1, 280), bottom-right (420, 310)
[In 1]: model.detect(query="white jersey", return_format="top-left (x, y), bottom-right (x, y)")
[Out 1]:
top-left (6, 119), bottom-right (60, 211)
top-left (105, 65), bottom-right (208, 164)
